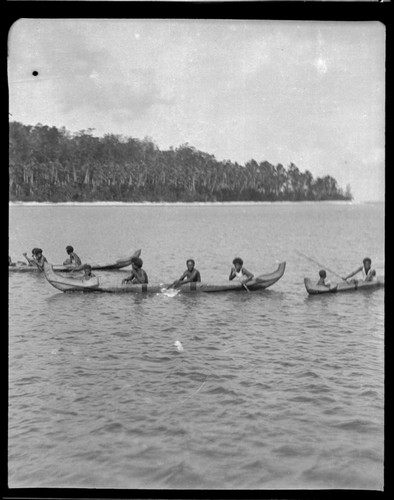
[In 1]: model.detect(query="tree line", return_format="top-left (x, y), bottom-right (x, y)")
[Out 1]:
top-left (9, 121), bottom-right (353, 202)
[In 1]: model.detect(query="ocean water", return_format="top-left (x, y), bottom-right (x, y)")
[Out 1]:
top-left (8, 202), bottom-right (384, 489)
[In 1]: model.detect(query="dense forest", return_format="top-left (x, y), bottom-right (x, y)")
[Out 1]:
top-left (9, 122), bottom-right (352, 203)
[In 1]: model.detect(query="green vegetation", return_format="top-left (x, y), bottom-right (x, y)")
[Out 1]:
top-left (9, 122), bottom-right (352, 202)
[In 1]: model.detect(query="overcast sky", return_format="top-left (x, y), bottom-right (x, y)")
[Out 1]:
top-left (8, 19), bottom-right (385, 201)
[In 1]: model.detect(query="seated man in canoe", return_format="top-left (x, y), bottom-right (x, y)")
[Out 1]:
top-left (342, 257), bottom-right (376, 283)
top-left (9, 256), bottom-right (28, 267)
top-left (229, 257), bottom-right (254, 284)
top-left (316, 269), bottom-right (332, 287)
top-left (169, 259), bottom-right (201, 288)
top-left (82, 264), bottom-right (96, 280)
top-left (81, 264), bottom-right (99, 285)
top-left (23, 248), bottom-right (47, 270)
top-left (63, 245), bottom-right (82, 266)
top-left (22, 249), bottom-right (39, 266)
top-left (122, 257), bottom-right (148, 285)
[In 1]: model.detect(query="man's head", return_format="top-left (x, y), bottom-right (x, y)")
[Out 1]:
top-left (131, 257), bottom-right (143, 269)
top-left (233, 257), bottom-right (243, 272)
top-left (84, 264), bottom-right (92, 275)
top-left (186, 259), bottom-right (195, 271)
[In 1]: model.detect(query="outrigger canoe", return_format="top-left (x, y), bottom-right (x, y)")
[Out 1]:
top-left (9, 249), bottom-right (141, 273)
top-left (43, 261), bottom-right (286, 294)
top-left (304, 276), bottom-right (384, 295)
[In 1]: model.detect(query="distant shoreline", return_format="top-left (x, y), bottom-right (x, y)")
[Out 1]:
top-left (9, 200), bottom-right (382, 207)
top-left (10, 123), bottom-right (353, 205)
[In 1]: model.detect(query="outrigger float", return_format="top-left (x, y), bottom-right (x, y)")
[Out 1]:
top-left (304, 276), bottom-right (384, 295)
top-left (43, 261), bottom-right (286, 294)
top-left (8, 249), bottom-right (141, 273)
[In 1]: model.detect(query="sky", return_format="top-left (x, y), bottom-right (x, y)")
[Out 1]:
top-left (8, 19), bottom-right (385, 201)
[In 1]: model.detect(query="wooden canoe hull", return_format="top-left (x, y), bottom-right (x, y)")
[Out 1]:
top-left (43, 262), bottom-right (100, 291)
top-left (9, 249), bottom-right (141, 273)
top-left (304, 277), bottom-right (384, 295)
top-left (43, 261), bottom-right (286, 294)
top-left (53, 249), bottom-right (141, 271)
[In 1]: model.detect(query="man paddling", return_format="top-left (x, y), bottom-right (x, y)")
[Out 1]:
top-left (229, 257), bottom-right (254, 284)
top-left (23, 248), bottom-right (47, 270)
top-left (316, 269), bottom-right (332, 287)
top-left (170, 259), bottom-right (201, 288)
top-left (122, 257), bottom-right (148, 284)
top-left (342, 257), bottom-right (376, 283)
top-left (63, 245), bottom-right (82, 266)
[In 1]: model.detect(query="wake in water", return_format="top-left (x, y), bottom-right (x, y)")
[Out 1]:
top-left (159, 287), bottom-right (180, 298)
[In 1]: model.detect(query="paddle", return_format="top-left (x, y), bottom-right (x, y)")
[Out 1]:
top-left (166, 268), bottom-right (195, 290)
top-left (239, 278), bottom-right (250, 292)
top-left (295, 250), bottom-right (349, 282)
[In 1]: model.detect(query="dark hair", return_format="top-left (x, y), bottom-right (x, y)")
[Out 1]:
top-left (35, 248), bottom-right (43, 255)
top-left (186, 259), bottom-right (195, 266)
top-left (319, 269), bottom-right (327, 278)
top-left (32, 247), bottom-right (40, 255)
top-left (66, 245), bottom-right (74, 253)
top-left (84, 264), bottom-right (92, 271)
top-left (233, 257), bottom-right (243, 266)
top-left (363, 257), bottom-right (372, 265)
top-left (131, 257), bottom-right (143, 268)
